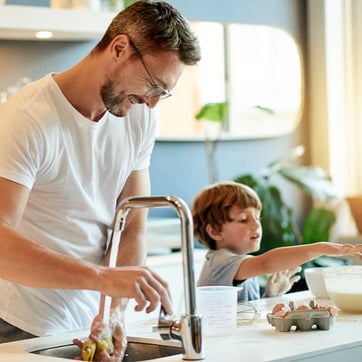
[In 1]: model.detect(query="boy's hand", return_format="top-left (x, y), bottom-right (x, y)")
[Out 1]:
top-left (264, 266), bottom-right (301, 297)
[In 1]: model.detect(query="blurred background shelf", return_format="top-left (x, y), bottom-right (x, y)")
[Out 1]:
top-left (0, 5), bottom-right (116, 41)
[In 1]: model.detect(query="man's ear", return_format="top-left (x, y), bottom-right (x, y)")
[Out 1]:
top-left (110, 34), bottom-right (132, 59)
top-left (206, 224), bottom-right (223, 241)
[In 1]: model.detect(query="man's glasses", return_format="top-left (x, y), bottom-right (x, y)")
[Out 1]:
top-left (131, 41), bottom-right (172, 100)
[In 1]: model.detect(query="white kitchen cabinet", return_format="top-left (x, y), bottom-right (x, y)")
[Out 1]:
top-left (0, 5), bottom-right (116, 40)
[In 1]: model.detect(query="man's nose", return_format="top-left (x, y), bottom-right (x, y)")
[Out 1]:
top-left (145, 96), bottom-right (160, 108)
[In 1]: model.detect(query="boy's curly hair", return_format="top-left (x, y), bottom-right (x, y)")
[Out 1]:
top-left (192, 181), bottom-right (262, 250)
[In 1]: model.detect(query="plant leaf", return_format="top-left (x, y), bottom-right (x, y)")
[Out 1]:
top-left (278, 166), bottom-right (338, 201)
top-left (195, 102), bottom-right (228, 122)
top-left (254, 105), bottom-right (275, 115)
top-left (302, 208), bottom-right (337, 243)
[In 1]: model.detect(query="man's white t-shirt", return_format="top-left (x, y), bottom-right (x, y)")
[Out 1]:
top-left (0, 74), bottom-right (157, 336)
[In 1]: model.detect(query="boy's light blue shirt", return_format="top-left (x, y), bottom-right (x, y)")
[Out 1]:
top-left (197, 248), bottom-right (260, 302)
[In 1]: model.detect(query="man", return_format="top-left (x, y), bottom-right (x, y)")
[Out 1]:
top-left (0, 0), bottom-right (201, 360)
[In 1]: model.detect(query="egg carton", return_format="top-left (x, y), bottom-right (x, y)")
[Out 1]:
top-left (267, 301), bottom-right (336, 332)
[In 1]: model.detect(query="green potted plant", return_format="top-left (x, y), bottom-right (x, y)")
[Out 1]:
top-left (195, 102), bottom-right (228, 183)
top-left (195, 102), bottom-right (277, 184)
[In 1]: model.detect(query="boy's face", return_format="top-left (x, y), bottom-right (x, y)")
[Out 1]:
top-left (217, 205), bottom-right (262, 254)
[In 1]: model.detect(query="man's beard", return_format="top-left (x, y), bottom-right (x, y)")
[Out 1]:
top-left (101, 81), bottom-right (128, 117)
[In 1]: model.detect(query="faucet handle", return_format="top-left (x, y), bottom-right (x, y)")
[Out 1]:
top-left (155, 305), bottom-right (175, 340)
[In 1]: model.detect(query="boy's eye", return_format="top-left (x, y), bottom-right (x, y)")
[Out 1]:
top-left (237, 217), bottom-right (261, 223)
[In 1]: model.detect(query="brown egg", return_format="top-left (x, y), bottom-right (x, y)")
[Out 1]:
top-left (272, 303), bottom-right (290, 315)
top-left (327, 306), bottom-right (338, 316)
top-left (296, 304), bottom-right (310, 311)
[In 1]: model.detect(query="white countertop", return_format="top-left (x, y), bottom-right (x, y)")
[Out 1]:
top-left (0, 291), bottom-right (361, 362)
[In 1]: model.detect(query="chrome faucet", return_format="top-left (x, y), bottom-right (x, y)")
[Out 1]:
top-left (106, 195), bottom-right (204, 360)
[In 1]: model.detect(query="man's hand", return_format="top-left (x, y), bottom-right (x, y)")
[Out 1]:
top-left (264, 266), bottom-right (301, 297)
top-left (107, 305), bottom-right (128, 362)
top-left (73, 310), bottom-right (127, 362)
top-left (99, 266), bottom-right (173, 316)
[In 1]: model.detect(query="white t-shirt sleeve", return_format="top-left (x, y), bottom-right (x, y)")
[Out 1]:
top-left (0, 92), bottom-right (44, 190)
top-left (130, 105), bottom-right (157, 171)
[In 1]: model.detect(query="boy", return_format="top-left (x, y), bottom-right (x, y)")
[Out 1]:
top-left (192, 181), bottom-right (362, 302)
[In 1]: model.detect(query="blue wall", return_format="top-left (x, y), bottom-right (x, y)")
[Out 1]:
top-left (149, 132), bottom-right (306, 218)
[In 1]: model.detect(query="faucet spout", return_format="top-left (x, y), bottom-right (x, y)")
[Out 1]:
top-left (113, 195), bottom-right (204, 360)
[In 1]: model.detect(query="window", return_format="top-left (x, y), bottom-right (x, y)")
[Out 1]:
top-left (157, 22), bottom-right (303, 140)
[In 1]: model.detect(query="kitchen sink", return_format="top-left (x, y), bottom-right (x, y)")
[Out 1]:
top-left (29, 336), bottom-right (183, 361)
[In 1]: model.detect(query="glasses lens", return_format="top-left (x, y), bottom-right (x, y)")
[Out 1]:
top-left (160, 91), bottom-right (172, 100)
top-left (145, 85), bottom-right (171, 99)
